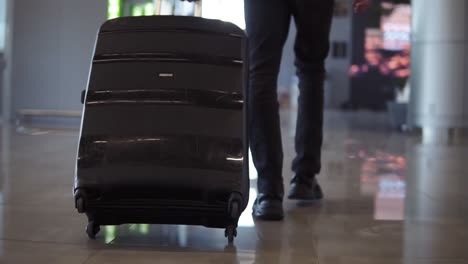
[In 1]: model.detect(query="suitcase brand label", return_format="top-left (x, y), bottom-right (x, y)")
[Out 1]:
top-left (158, 73), bottom-right (174, 78)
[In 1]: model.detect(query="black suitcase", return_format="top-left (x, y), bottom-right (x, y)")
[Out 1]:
top-left (74, 16), bottom-right (249, 243)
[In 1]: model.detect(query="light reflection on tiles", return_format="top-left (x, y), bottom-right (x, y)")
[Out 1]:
top-left (0, 111), bottom-right (467, 263)
top-left (355, 150), bottom-right (407, 221)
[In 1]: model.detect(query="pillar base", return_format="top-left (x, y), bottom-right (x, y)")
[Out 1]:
top-left (422, 127), bottom-right (468, 145)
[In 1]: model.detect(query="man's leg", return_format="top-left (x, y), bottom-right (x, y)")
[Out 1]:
top-left (245, 0), bottom-right (291, 219)
top-left (288, 0), bottom-right (334, 200)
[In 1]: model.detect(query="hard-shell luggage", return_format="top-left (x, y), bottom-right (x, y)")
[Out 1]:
top-left (74, 14), bottom-right (249, 243)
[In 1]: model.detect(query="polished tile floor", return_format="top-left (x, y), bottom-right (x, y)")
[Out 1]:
top-left (0, 110), bottom-right (467, 264)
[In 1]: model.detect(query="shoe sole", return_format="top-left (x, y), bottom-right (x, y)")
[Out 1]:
top-left (252, 212), bottom-right (284, 221)
top-left (287, 194), bottom-right (323, 201)
top-left (252, 205), bottom-right (284, 221)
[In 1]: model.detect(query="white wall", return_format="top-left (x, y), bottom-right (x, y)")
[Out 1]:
top-left (11, 0), bottom-right (107, 114)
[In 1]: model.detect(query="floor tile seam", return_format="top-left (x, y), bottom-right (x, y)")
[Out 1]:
top-left (0, 237), bottom-right (106, 249)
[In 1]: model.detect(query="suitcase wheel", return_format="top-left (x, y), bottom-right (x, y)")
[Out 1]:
top-left (86, 221), bottom-right (100, 239)
top-left (229, 200), bottom-right (240, 219)
top-left (225, 225), bottom-right (237, 243)
top-left (76, 196), bottom-right (86, 213)
top-left (225, 198), bottom-right (241, 243)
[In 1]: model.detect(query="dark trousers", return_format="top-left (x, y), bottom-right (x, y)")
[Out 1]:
top-left (245, 0), bottom-right (334, 195)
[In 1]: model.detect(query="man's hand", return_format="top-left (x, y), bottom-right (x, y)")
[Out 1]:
top-left (353, 0), bottom-right (372, 13)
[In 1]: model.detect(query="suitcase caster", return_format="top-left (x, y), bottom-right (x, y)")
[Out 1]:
top-left (225, 225), bottom-right (237, 243)
top-left (225, 196), bottom-right (241, 243)
top-left (86, 221), bottom-right (100, 239)
top-left (229, 200), bottom-right (240, 219)
top-left (74, 189), bottom-right (87, 213)
top-left (76, 196), bottom-right (86, 213)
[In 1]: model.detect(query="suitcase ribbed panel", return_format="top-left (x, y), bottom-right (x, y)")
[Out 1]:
top-left (84, 89), bottom-right (242, 110)
top-left (81, 106), bottom-right (242, 138)
top-left (95, 32), bottom-right (242, 59)
top-left (78, 166), bottom-right (241, 195)
top-left (100, 16), bottom-right (245, 37)
top-left (88, 62), bottom-right (242, 93)
top-left (78, 134), bottom-right (243, 172)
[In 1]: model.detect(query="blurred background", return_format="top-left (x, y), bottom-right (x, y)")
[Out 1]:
top-left (1, 0), bottom-right (468, 263)
top-left (0, 0), bottom-right (418, 129)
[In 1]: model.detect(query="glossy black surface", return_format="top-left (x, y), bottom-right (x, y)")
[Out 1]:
top-left (96, 17), bottom-right (243, 63)
top-left (93, 53), bottom-right (243, 67)
top-left (81, 106), bottom-right (242, 137)
top-left (88, 61), bottom-right (243, 93)
top-left (85, 89), bottom-right (243, 109)
top-left (75, 16), bottom-right (249, 229)
top-left (101, 16), bottom-right (245, 36)
top-left (78, 135), bottom-right (243, 171)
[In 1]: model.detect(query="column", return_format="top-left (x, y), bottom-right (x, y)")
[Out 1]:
top-left (1, 0), bottom-right (13, 122)
top-left (409, 0), bottom-right (468, 142)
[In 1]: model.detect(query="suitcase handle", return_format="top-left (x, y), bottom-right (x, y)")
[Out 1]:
top-left (155, 0), bottom-right (202, 17)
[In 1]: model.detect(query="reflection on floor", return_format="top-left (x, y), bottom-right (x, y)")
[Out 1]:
top-left (0, 110), bottom-right (467, 264)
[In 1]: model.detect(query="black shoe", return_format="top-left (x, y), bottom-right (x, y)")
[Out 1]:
top-left (252, 194), bottom-right (284, 221)
top-left (288, 175), bottom-right (324, 200)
